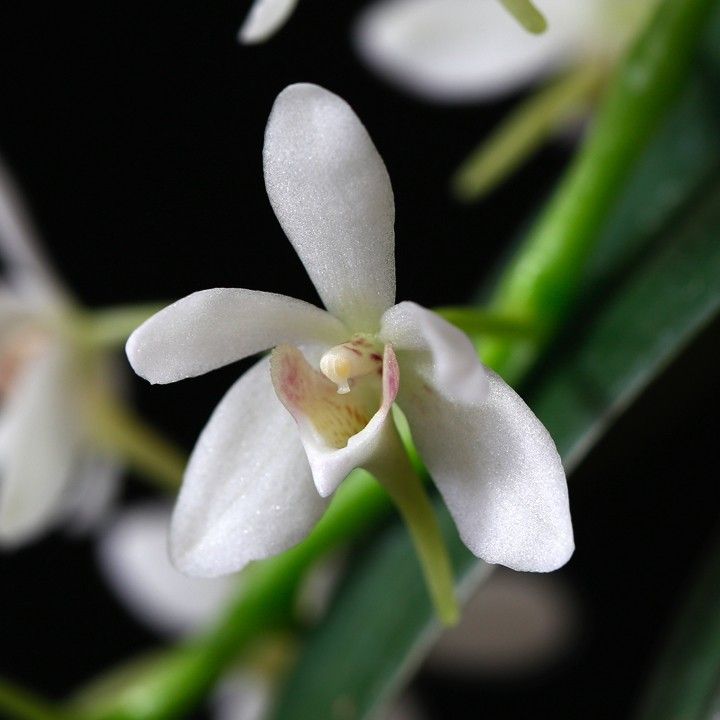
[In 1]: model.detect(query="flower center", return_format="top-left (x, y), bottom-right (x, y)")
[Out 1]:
top-left (319, 334), bottom-right (384, 395)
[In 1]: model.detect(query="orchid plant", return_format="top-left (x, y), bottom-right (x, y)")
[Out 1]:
top-left (126, 82), bottom-right (573, 621)
top-left (0, 1), bottom-right (718, 719)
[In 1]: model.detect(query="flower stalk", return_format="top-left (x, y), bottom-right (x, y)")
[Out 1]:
top-left (86, 385), bottom-right (185, 492)
top-left (453, 62), bottom-right (607, 201)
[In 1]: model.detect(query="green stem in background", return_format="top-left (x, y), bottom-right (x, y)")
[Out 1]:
top-left (481, 0), bottom-right (719, 384)
top-left (0, 678), bottom-right (68, 720)
top-left (633, 529), bottom-right (720, 720)
top-left (435, 306), bottom-right (536, 340)
top-left (81, 304), bottom-right (165, 349)
top-left (453, 63), bottom-right (607, 202)
top-left (73, 471), bottom-right (393, 720)
top-left (87, 386), bottom-right (185, 492)
top-left (497, 0), bottom-right (547, 33)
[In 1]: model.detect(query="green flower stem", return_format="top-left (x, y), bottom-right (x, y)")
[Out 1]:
top-left (0, 678), bottom-right (68, 720)
top-left (74, 471), bottom-right (393, 720)
top-left (371, 435), bottom-right (459, 626)
top-left (634, 530), bottom-right (720, 720)
top-left (453, 63), bottom-right (607, 201)
top-left (435, 306), bottom-right (537, 340)
top-left (87, 387), bottom-right (185, 492)
top-left (77, 304), bottom-right (166, 349)
top-left (481, 0), bottom-right (718, 384)
top-left (497, 0), bottom-right (547, 33)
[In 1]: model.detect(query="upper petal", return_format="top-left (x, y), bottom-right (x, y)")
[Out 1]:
top-left (400, 369), bottom-right (573, 572)
top-left (0, 346), bottom-right (84, 546)
top-left (99, 503), bottom-right (236, 636)
top-left (380, 301), bottom-right (488, 405)
top-left (264, 83), bottom-right (396, 331)
top-left (353, 0), bottom-right (591, 103)
top-left (170, 356), bottom-right (329, 577)
top-left (271, 343), bottom-right (400, 497)
top-left (238, 0), bottom-right (298, 44)
top-left (126, 288), bottom-right (347, 384)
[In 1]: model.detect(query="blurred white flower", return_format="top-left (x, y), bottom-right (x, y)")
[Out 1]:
top-left (428, 568), bottom-right (578, 676)
top-left (238, 0), bottom-right (298, 44)
top-left (0, 158), bottom-right (120, 547)
top-left (354, 0), bottom-right (654, 103)
top-left (127, 82), bottom-right (573, 580)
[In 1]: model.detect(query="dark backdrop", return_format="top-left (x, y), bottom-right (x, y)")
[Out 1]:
top-left (0, 1), bottom-right (719, 718)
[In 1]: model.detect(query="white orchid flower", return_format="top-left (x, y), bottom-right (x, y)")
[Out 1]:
top-left (0, 158), bottom-right (120, 547)
top-left (127, 83), bottom-right (573, 589)
top-left (354, 0), bottom-right (656, 103)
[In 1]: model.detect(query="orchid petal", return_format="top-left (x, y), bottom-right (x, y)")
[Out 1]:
top-left (0, 156), bottom-right (69, 304)
top-left (264, 83), bottom-right (396, 331)
top-left (126, 288), bottom-right (347, 385)
top-left (238, 0), bottom-right (298, 44)
top-left (380, 301), bottom-right (488, 405)
top-left (354, 0), bottom-right (592, 103)
top-left (271, 343), bottom-right (399, 497)
top-left (0, 347), bottom-right (83, 546)
top-left (400, 369), bottom-right (573, 571)
top-left (100, 503), bottom-right (236, 636)
top-left (170, 357), bottom-right (328, 577)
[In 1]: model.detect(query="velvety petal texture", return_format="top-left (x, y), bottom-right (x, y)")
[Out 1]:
top-left (380, 301), bottom-right (488, 405)
top-left (271, 344), bottom-right (400, 497)
top-left (171, 357), bottom-right (328, 577)
top-left (264, 84), bottom-right (396, 331)
top-left (100, 503), bottom-right (235, 636)
top-left (400, 369), bottom-right (573, 571)
top-left (126, 288), bottom-right (347, 384)
top-left (238, 0), bottom-right (298, 44)
top-left (0, 349), bottom-right (83, 545)
top-left (354, 0), bottom-right (592, 102)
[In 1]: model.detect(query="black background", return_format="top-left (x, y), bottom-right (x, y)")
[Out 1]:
top-left (0, 1), bottom-right (719, 718)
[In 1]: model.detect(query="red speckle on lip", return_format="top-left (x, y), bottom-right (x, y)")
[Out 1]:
top-left (369, 353), bottom-right (382, 362)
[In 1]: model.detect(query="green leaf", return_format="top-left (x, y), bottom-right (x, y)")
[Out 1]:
top-left (633, 530), bottom-right (720, 720)
top-left (272, 12), bottom-right (720, 720)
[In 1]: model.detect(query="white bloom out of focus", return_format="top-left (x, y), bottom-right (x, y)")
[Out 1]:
top-left (238, 0), bottom-right (298, 44)
top-left (354, 0), bottom-right (656, 103)
top-left (0, 159), bottom-right (120, 547)
top-left (428, 568), bottom-right (578, 676)
top-left (127, 82), bottom-right (573, 580)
